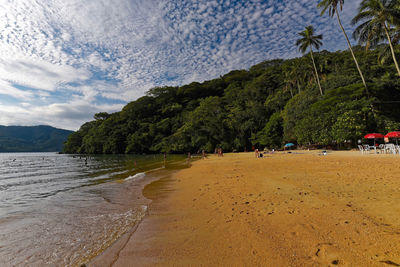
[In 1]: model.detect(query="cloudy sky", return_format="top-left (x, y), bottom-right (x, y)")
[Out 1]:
top-left (0, 0), bottom-right (362, 131)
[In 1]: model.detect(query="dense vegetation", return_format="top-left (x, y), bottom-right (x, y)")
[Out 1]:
top-left (64, 46), bottom-right (400, 154)
top-left (0, 125), bottom-right (73, 152)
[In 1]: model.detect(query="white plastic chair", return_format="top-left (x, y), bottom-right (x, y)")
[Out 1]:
top-left (358, 145), bottom-right (364, 154)
top-left (385, 144), bottom-right (396, 154)
top-left (363, 145), bottom-right (371, 153)
top-left (379, 144), bottom-right (386, 154)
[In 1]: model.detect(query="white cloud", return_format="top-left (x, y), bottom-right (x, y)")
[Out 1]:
top-left (0, 80), bottom-right (33, 101)
top-left (0, 56), bottom-right (90, 91)
top-left (0, 0), bottom-right (364, 130)
top-left (264, 7), bottom-right (274, 15)
top-left (0, 100), bottom-right (124, 131)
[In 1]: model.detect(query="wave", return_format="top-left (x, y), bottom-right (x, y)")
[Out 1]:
top-left (125, 172), bottom-right (146, 181)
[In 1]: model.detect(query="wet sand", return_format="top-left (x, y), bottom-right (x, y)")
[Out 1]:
top-left (91, 151), bottom-right (400, 266)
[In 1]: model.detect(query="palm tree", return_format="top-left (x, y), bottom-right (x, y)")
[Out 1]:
top-left (290, 60), bottom-right (304, 94)
top-left (378, 25), bottom-right (400, 64)
top-left (318, 0), bottom-right (370, 97)
top-left (352, 0), bottom-right (400, 76)
top-left (283, 72), bottom-right (294, 98)
top-left (296, 25), bottom-right (324, 96)
top-left (282, 62), bottom-right (302, 97)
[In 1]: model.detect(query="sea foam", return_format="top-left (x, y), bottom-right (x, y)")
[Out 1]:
top-left (125, 172), bottom-right (146, 181)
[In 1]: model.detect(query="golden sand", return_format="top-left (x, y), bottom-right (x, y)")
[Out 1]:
top-left (91, 151), bottom-right (400, 266)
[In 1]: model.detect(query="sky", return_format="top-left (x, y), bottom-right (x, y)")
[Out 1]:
top-left (0, 0), bottom-right (363, 131)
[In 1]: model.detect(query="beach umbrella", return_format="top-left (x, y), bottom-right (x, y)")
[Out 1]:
top-left (385, 131), bottom-right (400, 138)
top-left (364, 133), bottom-right (384, 146)
top-left (284, 143), bottom-right (295, 148)
top-left (385, 131), bottom-right (400, 145)
top-left (364, 133), bottom-right (384, 139)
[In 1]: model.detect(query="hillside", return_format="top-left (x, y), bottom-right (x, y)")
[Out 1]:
top-left (64, 47), bottom-right (400, 154)
top-left (0, 125), bottom-right (73, 152)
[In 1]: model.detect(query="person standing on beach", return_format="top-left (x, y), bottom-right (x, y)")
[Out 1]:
top-left (202, 150), bottom-right (206, 159)
top-left (255, 148), bottom-right (259, 158)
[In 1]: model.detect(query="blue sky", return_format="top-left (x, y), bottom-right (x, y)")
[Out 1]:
top-left (0, 0), bottom-right (362, 130)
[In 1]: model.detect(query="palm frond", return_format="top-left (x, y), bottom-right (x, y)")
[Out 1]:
top-left (352, 10), bottom-right (375, 25)
top-left (317, 0), bottom-right (331, 16)
top-left (353, 20), bottom-right (370, 40)
top-left (378, 44), bottom-right (392, 64)
top-left (295, 25), bottom-right (323, 53)
top-left (317, 0), bottom-right (345, 17)
top-left (352, 0), bottom-right (399, 46)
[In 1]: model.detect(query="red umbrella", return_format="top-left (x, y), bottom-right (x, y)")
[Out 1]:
top-left (364, 133), bottom-right (384, 139)
top-left (364, 133), bottom-right (384, 147)
top-left (385, 131), bottom-right (400, 145)
top-left (385, 131), bottom-right (400, 138)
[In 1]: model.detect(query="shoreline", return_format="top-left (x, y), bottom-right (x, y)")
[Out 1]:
top-left (90, 151), bottom-right (400, 266)
top-left (89, 163), bottom-right (185, 267)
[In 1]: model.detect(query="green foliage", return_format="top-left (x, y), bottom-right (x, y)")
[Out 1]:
top-left (255, 112), bottom-right (283, 149)
top-left (292, 84), bottom-right (373, 146)
top-left (64, 48), bottom-right (400, 154)
top-left (93, 112), bottom-right (110, 121)
top-left (170, 96), bottom-right (226, 152)
top-left (352, 0), bottom-right (400, 48)
top-left (352, 0), bottom-right (400, 75)
top-left (381, 119), bottom-right (400, 132)
top-left (331, 103), bottom-right (369, 144)
top-left (63, 131), bottom-right (82, 153)
top-left (282, 90), bottom-right (319, 142)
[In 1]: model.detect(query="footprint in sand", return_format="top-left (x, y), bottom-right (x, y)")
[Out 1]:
top-left (313, 243), bottom-right (341, 266)
top-left (379, 260), bottom-right (400, 266)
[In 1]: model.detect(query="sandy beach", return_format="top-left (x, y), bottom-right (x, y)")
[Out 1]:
top-left (91, 151), bottom-right (400, 266)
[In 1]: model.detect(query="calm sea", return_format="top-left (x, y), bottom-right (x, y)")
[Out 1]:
top-left (0, 152), bottom-right (187, 266)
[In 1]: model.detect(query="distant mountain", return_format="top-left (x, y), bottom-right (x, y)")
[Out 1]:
top-left (0, 125), bottom-right (73, 152)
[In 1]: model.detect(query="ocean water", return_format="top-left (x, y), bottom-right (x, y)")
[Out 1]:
top-left (0, 152), bottom-right (187, 266)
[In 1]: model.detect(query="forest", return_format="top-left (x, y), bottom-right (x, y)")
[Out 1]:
top-left (64, 0), bottom-right (400, 154)
top-left (64, 46), bottom-right (400, 154)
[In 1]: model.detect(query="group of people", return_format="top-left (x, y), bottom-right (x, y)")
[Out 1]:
top-left (188, 149), bottom-right (208, 159)
top-left (215, 148), bottom-right (224, 157)
top-left (185, 147), bottom-right (277, 159)
top-left (254, 149), bottom-right (263, 158)
top-left (255, 148), bottom-right (274, 158)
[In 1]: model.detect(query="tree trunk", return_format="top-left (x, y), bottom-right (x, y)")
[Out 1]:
top-left (310, 48), bottom-right (323, 96)
top-left (336, 11), bottom-right (370, 98)
top-left (297, 80), bottom-right (301, 94)
top-left (384, 24), bottom-right (400, 76)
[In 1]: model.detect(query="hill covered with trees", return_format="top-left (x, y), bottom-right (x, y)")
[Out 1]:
top-left (0, 125), bottom-right (73, 152)
top-left (64, 46), bottom-right (400, 154)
